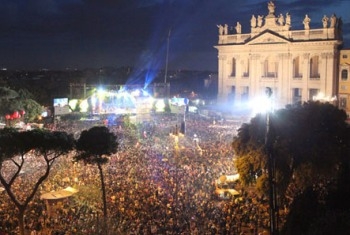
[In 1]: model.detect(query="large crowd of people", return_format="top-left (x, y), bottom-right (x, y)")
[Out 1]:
top-left (0, 111), bottom-right (273, 234)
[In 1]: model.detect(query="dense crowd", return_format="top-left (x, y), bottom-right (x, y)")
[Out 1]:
top-left (0, 112), bottom-right (273, 234)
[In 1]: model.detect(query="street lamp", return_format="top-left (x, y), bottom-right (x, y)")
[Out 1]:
top-left (264, 87), bottom-right (278, 235)
top-left (164, 29), bottom-right (171, 84)
top-left (180, 98), bottom-right (189, 135)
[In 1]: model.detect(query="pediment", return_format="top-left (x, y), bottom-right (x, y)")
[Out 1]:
top-left (247, 31), bottom-right (290, 45)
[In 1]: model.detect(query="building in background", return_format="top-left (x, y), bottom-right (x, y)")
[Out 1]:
top-left (215, 1), bottom-right (343, 110)
top-left (339, 49), bottom-right (350, 117)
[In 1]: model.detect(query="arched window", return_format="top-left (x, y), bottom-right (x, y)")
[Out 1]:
top-left (292, 88), bottom-right (302, 104)
top-left (263, 56), bottom-right (278, 78)
top-left (293, 56), bottom-right (302, 78)
top-left (309, 88), bottom-right (319, 100)
top-left (242, 58), bottom-right (249, 77)
top-left (309, 55), bottom-right (320, 79)
top-left (341, 69), bottom-right (348, 80)
top-left (241, 86), bottom-right (249, 102)
top-left (231, 58), bottom-right (236, 77)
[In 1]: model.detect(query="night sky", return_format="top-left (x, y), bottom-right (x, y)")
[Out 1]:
top-left (0, 0), bottom-right (349, 71)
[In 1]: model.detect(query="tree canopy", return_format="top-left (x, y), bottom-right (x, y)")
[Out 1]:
top-left (75, 126), bottom-right (118, 221)
top-left (0, 87), bottom-right (43, 122)
top-left (232, 101), bottom-right (350, 233)
top-left (232, 101), bottom-right (350, 198)
top-left (75, 126), bottom-right (118, 164)
top-left (0, 128), bottom-right (74, 235)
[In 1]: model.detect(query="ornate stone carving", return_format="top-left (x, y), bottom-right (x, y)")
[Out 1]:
top-left (321, 52), bottom-right (334, 59)
top-left (278, 53), bottom-right (290, 59)
top-left (250, 54), bottom-right (261, 60)
top-left (218, 55), bottom-right (227, 60)
top-left (303, 53), bottom-right (310, 60)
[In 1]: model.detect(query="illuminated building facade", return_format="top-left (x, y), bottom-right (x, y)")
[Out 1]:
top-left (215, 1), bottom-right (343, 109)
top-left (339, 49), bottom-right (350, 116)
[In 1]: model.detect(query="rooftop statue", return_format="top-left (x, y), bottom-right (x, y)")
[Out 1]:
top-left (224, 24), bottom-right (228, 35)
top-left (303, 14), bottom-right (311, 30)
top-left (322, 15), bottom-right (329, 28)
top-left (235, 22), bottom-right (242, 34)
top-left (278, 14), bottom-right (284, 25)
top-left (268, 1), bottom-right (275, 15)
top-left (330, 14), bottom-right (337, 28)
top-left (286, 12), bottom-right (291, 25)
top-left (257, 15), bottom-right (263, 27)
top-left (217, 24), bottom-right (224, 35)
top-left (251, 15), bottom-right (257, 28)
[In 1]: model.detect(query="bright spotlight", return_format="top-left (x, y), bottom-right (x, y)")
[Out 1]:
top-left (97, 87), bottom-right (105, 97)
top-left (155, 99), bottom-right (166, 112)
top-left (131, 89), bottom-right (141, 97)
top-left (251, 95), bottom-right (273, 116)
top-left (80, 99), bottom-right (89, 112)
top-left (142, 89), bottom-right (150, 97)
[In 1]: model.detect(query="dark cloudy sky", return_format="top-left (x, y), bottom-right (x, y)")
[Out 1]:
top-left (0, 0), bottom-right (349, 71)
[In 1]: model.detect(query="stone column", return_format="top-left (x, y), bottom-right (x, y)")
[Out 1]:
top-left (218, 54), bottom-right (227, 102)
top-left (302, 53), bottom-right (310, 101)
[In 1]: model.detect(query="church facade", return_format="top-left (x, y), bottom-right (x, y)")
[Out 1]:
top-left (215, 1), bottom-right (343, 110)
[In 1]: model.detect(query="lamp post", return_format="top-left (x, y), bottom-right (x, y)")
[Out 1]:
top-left (181, 98), bottom-right (189, 135)
top-left (264, 87), bottom-right (278, 235)
top-left (164, 29), bottom-right (171, 84)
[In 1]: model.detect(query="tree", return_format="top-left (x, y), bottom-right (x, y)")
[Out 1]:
top-left (0, 87), bottom-right (18, 100)
top-left (0, 87), bottom-right (43, 122)
top-left (232, 101), bottom-right (350, 202)
top-left (0, 128), bottom-right (74, 235)
top-left (74, 126), bottom-right (118, 220)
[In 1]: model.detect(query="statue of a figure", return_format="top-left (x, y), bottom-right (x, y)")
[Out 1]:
top-left (278, 14), bottom-right (284, 25)
top-left (330, 14), bottom-right (337, 28)
top-left (224, 24), bottom-right (228, 35)
top-left (303, 14), bottom-right (311, 30)
top-left (337, 17), bottom-right (343, 30)
top-left (217, 24), bottom-right (224, 35)
top-left (257, 15), bottom-right (263, 27)
top-left (286, 12), bottom-right (291, 25)
top-left (322, 15), bottom-right (329, 28)
top-left (251, 15), bottom-right (257, 28)
top-left (235, 22), bottom-right (242, 34)
top-left (268, 1), bottom-right (275, 15)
